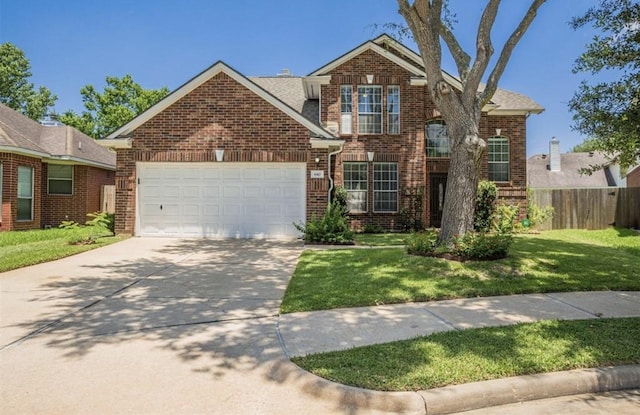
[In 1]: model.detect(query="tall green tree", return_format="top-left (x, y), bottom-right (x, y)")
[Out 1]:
top-left (569, 0), bottom-right (640, 170)
top-left (0, 42), bottom-right (57, 121)
top-left (60, 74), bottom-right (169, 138)
top-left (397, 0), bottom-right (545, 245)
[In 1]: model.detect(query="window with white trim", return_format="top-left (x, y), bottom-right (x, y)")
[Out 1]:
top-left (17, 166), bottom-right (33, 221)
top-left (340, 85), bottom-right (353, 134)
top-left (343, 162), bottom-right (368, 212)
top-left (387, 86), bottom-right (400, 134)
top-left (358, 86), bottom-right (382, 134)
top-left (488, 136), bottom-right (510, 182)
top-left (48, 164), bottom-right (73, 195)
top-left (374, 162), bottom-right (398, 212)
top-left (426, 119), bottom-right (450, 157)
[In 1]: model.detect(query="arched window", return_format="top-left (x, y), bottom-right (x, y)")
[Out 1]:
top-left (426, 119), bottom-right (450, 157)
top-left (488, 136), bottom-right (510, 182)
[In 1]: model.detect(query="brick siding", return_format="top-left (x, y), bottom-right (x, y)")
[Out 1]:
top-left (115, 72), bottom-right (317, 235)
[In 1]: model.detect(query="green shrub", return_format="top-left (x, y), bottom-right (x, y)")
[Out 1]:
top-left (294, 201), bottom-right (355, 244)
top-left (526, 190), bottom-right (555, 229)
top-left (474, 181), bottom-right (498, 232)
top-left (452, 232), bottom-right (513, 260)
top-left (362, 223), bottom-right (385, 234)
top-left (86, 211), bottom-right (115, 235)
top-left (405, 230), bottom-right (439, 255)
top-left (491, 203), bottom-right (519, 234)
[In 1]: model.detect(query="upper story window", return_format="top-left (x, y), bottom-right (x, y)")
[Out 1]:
top-left (48, 164), bottom-right (73, 195)
top-left (340, 85), bottom-right (353, 134)
top-left (343, 162), bottom-right (368, 212)
top-left (387, 86), bottom-right (400, 134)
top-left (426, 119), bottom-right (451, 158)
top-left (488, 136), bottom-right (510, 182)
top-left (357, 86), bottom-right (382, 134)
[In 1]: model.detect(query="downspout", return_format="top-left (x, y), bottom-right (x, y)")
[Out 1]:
top-left (327, 145), bottom-right (344, 203)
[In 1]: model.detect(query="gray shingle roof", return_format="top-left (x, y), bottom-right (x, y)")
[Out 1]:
top-left (249, 76), bottom-right (320, 124)
top-left (0, 103), bottom-right (115, 168)
top-left (527, 152), bottom-right (616, 188)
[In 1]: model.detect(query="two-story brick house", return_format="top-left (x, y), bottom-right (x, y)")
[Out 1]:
top-left (102, 35), bottom-right (542, 238)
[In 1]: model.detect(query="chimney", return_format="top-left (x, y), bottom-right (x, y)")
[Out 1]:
top-left (549, 137), bottom-right (561, 172)
top-left (66, 125), bottom-right (74, 154)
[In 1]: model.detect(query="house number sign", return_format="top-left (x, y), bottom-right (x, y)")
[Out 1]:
top-left (310, 170), bottom-right (324, 179)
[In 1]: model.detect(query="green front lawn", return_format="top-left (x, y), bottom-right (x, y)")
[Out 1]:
top-left (354, 232), bottom-right (408, 246)
top-left (0, 228), bottom-right (126, 273)
top-left (293, 317), bottom-right (640, 391)
top-left (281, 228), bottom-right (640, 313)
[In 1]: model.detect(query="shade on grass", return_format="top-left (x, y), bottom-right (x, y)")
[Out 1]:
top-left (281, 228), bottom-right (640, 313)
top-left (293, 318), bottom-right (640, 391)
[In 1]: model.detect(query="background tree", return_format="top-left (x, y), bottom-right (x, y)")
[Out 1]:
top-left (0, 42), bottom-right (57, 121)
top-left (397, 0), bottom-right (545, 245)
top-left (60, 74), bottom-right (169, 138)
top-left (569, 0), bottom-right (640, 170)
top-left (571, 138), bottom-right (600, 153)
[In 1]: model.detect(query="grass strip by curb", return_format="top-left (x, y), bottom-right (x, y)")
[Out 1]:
top-left (292, 317), bottom-right (640, 391)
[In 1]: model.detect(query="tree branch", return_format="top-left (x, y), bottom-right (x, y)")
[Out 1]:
top-left (481, 0), bottom-right (546, 106)
top-left (464, 0), bottom-right (500, 110)
top-left (439, 21), bottom-right (471, 82)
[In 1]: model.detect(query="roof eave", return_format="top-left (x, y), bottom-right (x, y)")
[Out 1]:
top-left (97, 138), bottom-right (132, 149)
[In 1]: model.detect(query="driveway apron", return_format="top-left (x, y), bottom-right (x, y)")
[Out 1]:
top-left (0, 238), bottom-right (365, 415)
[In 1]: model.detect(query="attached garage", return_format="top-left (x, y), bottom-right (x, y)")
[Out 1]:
top-left (137, 162), bottom-right (306, 238)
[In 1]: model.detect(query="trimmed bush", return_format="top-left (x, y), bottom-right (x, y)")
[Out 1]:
top-left (405, 230), bottom-right (439, 255)
top-left (474, 181), bottom-right (498, 232)
top-left (452, 231), bottom-right (513, 260)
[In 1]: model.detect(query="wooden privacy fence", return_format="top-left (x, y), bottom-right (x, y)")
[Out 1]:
top-left (530, 187), bottom-right (640, 231)
top-left (101, 185), bottom-right (116, 214)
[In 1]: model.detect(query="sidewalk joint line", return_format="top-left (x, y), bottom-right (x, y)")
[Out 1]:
top-left (275, 317), bottom-right (292, 359)
top-left (543, 293), bottom-right (602, 318)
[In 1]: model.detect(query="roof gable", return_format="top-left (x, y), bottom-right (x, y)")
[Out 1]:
top-left (307, 37), bottom-right (427, 78)
top-left (106, 61), bottom-right (334, 140)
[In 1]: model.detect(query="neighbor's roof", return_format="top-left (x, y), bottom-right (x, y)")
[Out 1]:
top-left (0, 103), bottom-right (116, 169)
top-left (527, 152), bottom-right (616, 189)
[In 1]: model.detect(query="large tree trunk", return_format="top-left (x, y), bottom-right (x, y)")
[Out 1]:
top-left (397, 0), bottom-right (546, 245)
top-left (438, 116), bottom-right (484, 245)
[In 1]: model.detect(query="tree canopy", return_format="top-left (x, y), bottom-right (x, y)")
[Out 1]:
top-left (569, 0), bottom-right (640, 170)
top-left (59, 74), bottom-right (169, 138)
top-left (397, 0), bottom-right (545, 244)
top-left (0, 42), bottom-right (57, 121)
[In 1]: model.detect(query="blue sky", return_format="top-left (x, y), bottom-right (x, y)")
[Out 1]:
top-left (1, 0), bottom-right (604, 156)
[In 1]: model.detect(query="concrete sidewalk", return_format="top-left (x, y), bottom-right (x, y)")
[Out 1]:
top-left (276, 291), bottom-right (640, 414)
top-left (278, 291), bottom-right (640, 357)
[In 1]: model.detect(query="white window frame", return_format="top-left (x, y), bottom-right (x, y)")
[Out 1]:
top-left (343, 162), bottom-right (368, 213)
top-left (488, 136), bottom-right (510, 182)
top-left (340, 85), bottom-right (353, 135)
top-left (17, 166), bottom-right (34, 222)
top-left (373, 162), bottom-right (398, 213)
top-left (387, 86), bottom-right (400, 134)
top-left (426, 119), bottom-right (451, 158)
top-left (48, 164), bottom-right (74, 195)
top-left (357, 86), bottom-right (383, 134)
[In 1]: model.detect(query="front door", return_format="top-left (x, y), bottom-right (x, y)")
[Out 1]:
top-left (429, 174), bottom-right (447, 228)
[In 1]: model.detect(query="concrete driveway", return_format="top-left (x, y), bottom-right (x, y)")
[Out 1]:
top-left (0, 238), bottom-right (373, 415)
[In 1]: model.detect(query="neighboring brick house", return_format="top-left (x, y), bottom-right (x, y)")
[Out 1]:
top-left (627, 166), bottom-right (640, 188)
top-left (0, 104), bottom-right (116, 231)
top-left (101, 35), bottom-right (542, 238)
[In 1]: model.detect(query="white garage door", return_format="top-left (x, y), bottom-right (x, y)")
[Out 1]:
top-left (137, 162), bottom-right (305, 238)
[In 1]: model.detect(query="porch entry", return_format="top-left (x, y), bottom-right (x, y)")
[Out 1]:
top-left (429, 174), bottom-right (447, 228)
